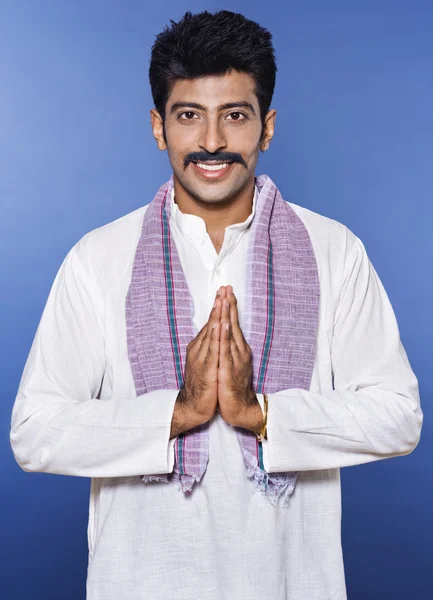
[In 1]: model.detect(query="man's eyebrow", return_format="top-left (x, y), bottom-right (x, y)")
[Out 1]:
top-left (169, 101), bottom-right (256, 115)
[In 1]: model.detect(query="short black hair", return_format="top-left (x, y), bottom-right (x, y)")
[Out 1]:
top-left (149, 10), bottom-right (277, 132)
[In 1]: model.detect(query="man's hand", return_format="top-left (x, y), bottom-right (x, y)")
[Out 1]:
top-left (217, 285), bottom-right (264, 434)
top-left (170, 292), bottom-right (222, 438)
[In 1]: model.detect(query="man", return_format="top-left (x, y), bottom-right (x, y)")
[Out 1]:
top-left (10, 10), bottom-right (422, 600)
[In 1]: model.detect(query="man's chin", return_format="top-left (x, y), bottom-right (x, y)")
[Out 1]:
top-left (184, 178), bottom-right (246, 205)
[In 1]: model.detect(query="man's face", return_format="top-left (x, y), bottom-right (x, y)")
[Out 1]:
top-left (151, 70), bottom-right (275, 205)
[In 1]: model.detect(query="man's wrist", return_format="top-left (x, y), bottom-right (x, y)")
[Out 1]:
top-left (236, 392), bottom-right (266, 437)
top-left (171, 388), bottom-right (202, 438)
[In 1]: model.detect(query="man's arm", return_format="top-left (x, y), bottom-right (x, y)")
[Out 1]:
top-left (9, 238), bottom-right (198, 478)
top-left (253, 233), bottom-right (423, 472)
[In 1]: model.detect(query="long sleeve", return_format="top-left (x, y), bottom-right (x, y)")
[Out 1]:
top-left (10, 238), bottom-right (178, 478)
top-left (258, 233), bottom-right (423, 473)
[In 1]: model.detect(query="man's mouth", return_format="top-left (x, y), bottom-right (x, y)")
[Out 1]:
top-left (190, 160), bottom-right (236, 180)
top-left (192, 160), bottom-right (234, 172)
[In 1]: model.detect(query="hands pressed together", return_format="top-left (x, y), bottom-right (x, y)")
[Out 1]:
top-left (175, 285), bottom-right (264, 436)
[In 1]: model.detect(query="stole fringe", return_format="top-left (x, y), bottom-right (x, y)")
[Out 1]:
top-left (243, 449), bottom-right (298, 508)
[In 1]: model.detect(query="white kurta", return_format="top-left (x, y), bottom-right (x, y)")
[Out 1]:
top-left (10, 182), bottom-right (422, 600)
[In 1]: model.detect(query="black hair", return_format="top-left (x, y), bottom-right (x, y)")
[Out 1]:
top-left (149, 10), bottom-right (277, 135)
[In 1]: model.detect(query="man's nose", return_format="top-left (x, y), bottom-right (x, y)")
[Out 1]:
top-left (198, 119), bottom-right (227, 154)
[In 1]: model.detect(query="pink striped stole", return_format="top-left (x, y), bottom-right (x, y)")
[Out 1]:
top-left (125, 173), bottom-right (320, 507)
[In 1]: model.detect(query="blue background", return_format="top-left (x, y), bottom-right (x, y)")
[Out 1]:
top-left (1, 1), bottom-right (432, 598)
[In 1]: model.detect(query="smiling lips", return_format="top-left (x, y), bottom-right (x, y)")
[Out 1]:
top-left (191, 161), bottom-right (235, 179)
top-left (195, 161), bottom-right (231, 171)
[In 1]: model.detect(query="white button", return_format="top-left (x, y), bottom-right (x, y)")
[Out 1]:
top-left (216, 268), bottom-right (221, 276)
top-left (201, 239), bottom-right (206, 246)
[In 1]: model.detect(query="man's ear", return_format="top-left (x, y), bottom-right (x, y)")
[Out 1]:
top-left (150, 108), bottom-right (167, 151)
top-left (260, 109), bottom-right (276, 152)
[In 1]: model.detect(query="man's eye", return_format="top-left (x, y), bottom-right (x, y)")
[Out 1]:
top-left (179, 112), bottom-right (197, 120)
top-left (226, 112), bottom-right (246, 121)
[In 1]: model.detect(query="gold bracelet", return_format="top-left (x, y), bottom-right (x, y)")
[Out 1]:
top-left (256, 393), bottom-right (268, 442)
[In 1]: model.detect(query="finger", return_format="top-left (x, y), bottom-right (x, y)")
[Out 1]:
top-left (219, 297), bottom-right (233, 365)
top-left (209, 286), bottom-right (222, 317)
top-left (226, 287), bottom-right (246, 352)
top-left (226, 301), bottom-right (241, 361)
top-left (213, 284), bottom-right (228, 305)
top-left (192, 320), bottom-right (209, 347)
top-left (207, 320), bottom-right (220, 369)
top-left (198, 296), bottom-right (222, 358)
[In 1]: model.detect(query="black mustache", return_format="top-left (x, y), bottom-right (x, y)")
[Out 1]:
top-left (184, 152), bottom-right (247, 168)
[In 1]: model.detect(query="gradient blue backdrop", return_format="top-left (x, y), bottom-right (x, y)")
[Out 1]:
top-left (2, 1), bottom-right (432, 599)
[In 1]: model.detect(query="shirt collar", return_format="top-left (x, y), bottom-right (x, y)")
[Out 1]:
top-left (169, 184), bottom-right (258, 240)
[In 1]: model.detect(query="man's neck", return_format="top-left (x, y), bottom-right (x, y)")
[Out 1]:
top-left (173, 177), bottom-right (256, 241)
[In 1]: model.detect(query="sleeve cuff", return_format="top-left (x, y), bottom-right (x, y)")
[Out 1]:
top-left (255, 393), bottom-right (271, 473)
top-left (163, 390), bottom-right (178, 473)
top-left (136, 388), bottom-right (179, 475)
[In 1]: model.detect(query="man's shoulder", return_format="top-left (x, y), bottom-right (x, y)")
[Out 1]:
top-left (287, 200), bottom-right (356, 251)
top-left (83, 203), bottom-right (149, 248)
top-left (286, 200), bottom-right (360, 286)
top-left (73, 204), bottom-right (150, 282)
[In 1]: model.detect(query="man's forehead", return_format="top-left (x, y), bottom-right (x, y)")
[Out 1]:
top-left (167, 71), bottom-right (258, 109)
